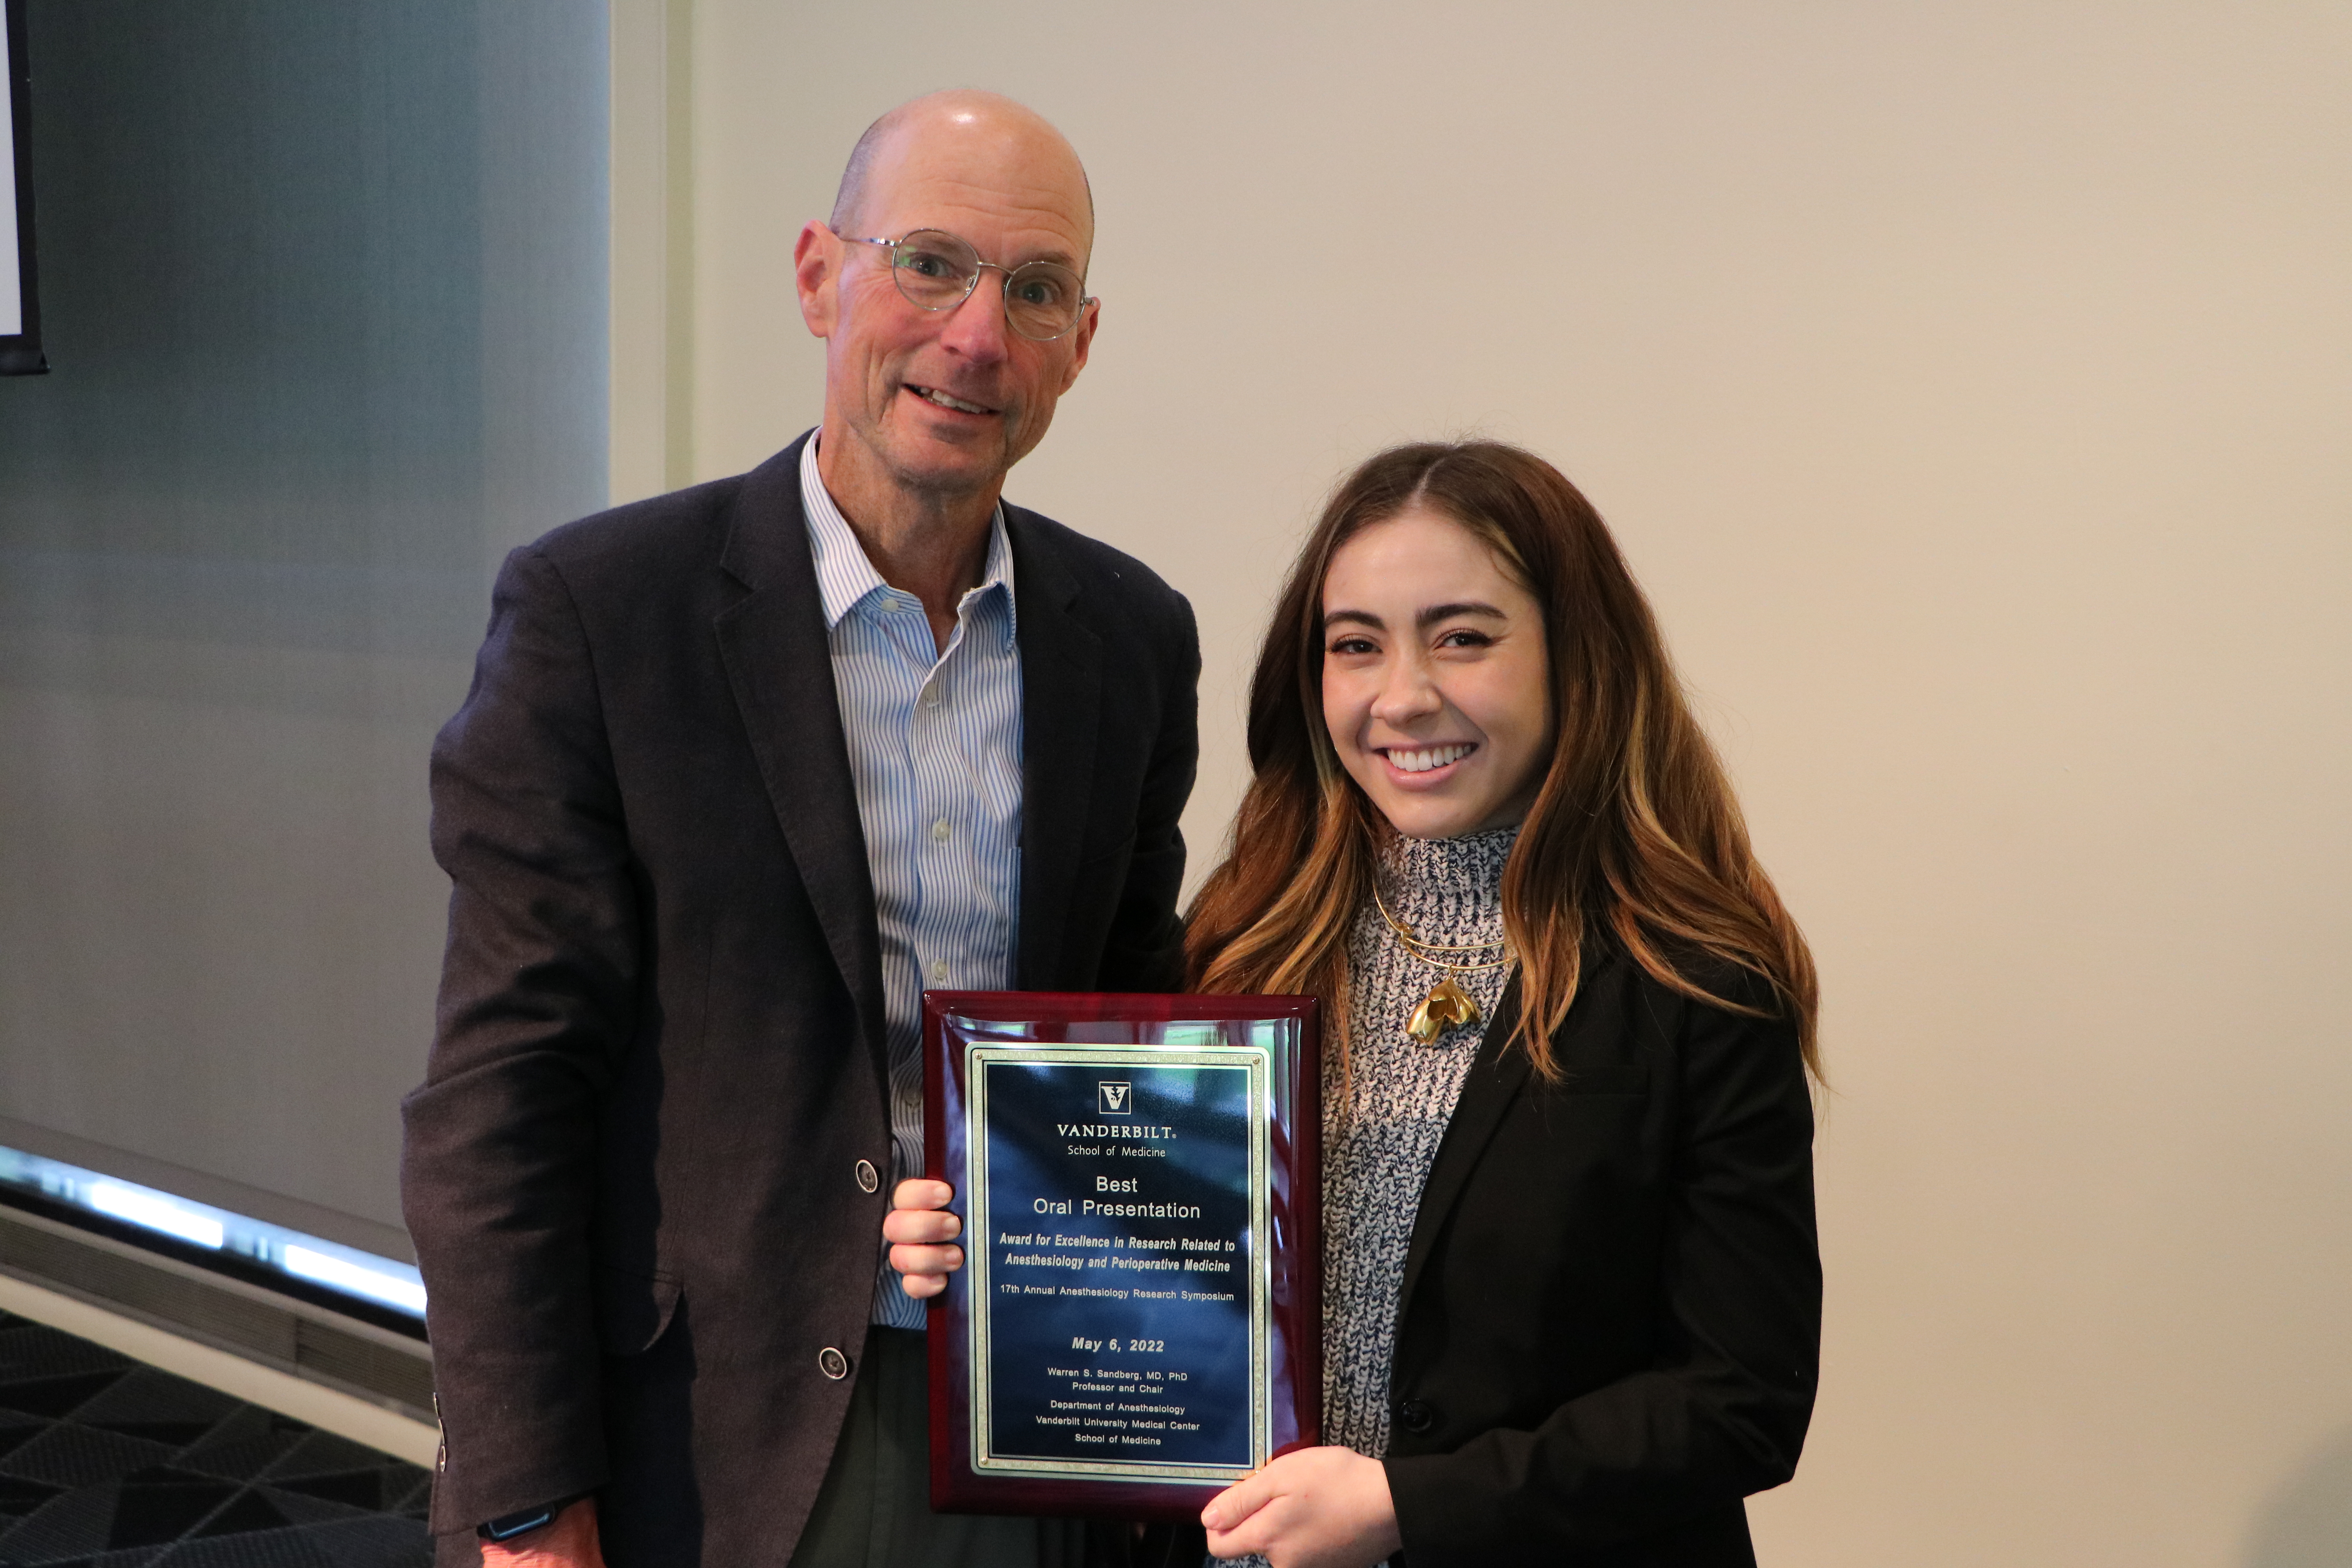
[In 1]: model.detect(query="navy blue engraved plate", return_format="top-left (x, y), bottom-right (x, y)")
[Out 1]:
top-left (923, 992), bottom-right (1321, 1519)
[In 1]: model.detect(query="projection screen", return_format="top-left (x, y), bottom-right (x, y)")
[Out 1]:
top-left (0, 0), bottom-right (41, 374)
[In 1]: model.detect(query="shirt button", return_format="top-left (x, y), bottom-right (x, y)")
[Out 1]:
top-left (818, 1346), bottom-right (851, 1380)
top-left (1395, 1397), bottom-right (1436, 1434)
top-left (929, 960), bottom-right (949, 983)
top-left (931, 819), bottom-right (951, 842)
top-left (855, 1159), bottom-right (879, 1194)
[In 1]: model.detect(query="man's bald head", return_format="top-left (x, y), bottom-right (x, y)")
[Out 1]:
top-left (828, 90), bottom-right (1094, 270)
top-left (797, 89), bottom-right (1102, 516)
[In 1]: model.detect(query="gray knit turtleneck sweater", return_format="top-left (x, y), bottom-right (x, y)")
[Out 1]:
top-left (1321, 825), bottom-right (1517, 1458)
top-left (1216, 828), bottom-right (1517, 1568)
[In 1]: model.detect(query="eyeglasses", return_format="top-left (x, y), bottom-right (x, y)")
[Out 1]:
top-left (835, 227), bottom-right (1093, 342)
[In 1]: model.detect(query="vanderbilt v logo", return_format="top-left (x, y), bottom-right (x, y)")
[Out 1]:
top-left (1097, 1081), bottom-right (1133, 1116)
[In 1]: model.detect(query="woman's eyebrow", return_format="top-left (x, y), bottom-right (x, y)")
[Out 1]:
top-left (1417, 601), bottom-right (1507, 627)
top-left (1323, 609), bottom-right (1385, 630)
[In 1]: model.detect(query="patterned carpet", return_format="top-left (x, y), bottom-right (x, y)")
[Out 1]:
top-left (0, 1310), bottom-right (431, 1566)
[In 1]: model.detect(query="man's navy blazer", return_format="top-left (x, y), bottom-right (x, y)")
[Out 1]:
top-left (400, 433), bottom-right (1200, 1563)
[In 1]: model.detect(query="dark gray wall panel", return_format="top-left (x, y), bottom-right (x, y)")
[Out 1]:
top-left (0, 1), bottom-right (606, 1235)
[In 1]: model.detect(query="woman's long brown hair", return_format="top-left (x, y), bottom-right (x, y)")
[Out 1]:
top-left (1185, 441), bottom-right (1821, 1084)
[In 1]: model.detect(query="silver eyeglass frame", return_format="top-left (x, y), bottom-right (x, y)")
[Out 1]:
top-left (835, 228), bottom-right (1094, 342)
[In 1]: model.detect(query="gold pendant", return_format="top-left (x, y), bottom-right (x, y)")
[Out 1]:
top-left (1406, 974), bottom-right (1481, 1043)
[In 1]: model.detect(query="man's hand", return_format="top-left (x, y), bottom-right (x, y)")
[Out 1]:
top-left (884, 1178), bottom-right (963, 1299)
top-left (1201, 1446), bottom-right (1401, 1568)
top-left (481, 1497), bottom-right (603, 1567)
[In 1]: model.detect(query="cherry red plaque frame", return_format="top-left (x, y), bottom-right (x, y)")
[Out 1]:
top-left (923, 990), bottom-right (1321, 1520)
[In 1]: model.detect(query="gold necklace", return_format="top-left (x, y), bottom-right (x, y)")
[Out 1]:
top-left (1371, 880), bottom-right (1511, 1043)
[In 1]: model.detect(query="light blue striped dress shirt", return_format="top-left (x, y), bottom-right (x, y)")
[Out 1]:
top-left (798, 434), bottom-right (1025, 1331)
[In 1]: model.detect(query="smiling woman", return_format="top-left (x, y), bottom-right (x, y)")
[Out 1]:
top-left (1183, 440), bottom-right (1822, 1568)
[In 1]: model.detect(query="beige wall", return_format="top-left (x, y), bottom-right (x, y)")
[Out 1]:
top-left (614, 3), bottom-right (2352, 1562)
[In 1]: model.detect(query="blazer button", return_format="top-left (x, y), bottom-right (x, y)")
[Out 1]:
top-left (1394, 1398), bottom-right (1435, 1435)
top-left (818, 1346), bottom-right (851, 1380)
top-left (855, 1159), bottom-right (880, 1194)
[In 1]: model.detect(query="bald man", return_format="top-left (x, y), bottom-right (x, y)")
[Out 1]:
top-left (401, 93), bottom-right (1199, 1568)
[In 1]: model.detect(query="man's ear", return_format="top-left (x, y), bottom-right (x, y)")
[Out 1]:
top-left (794, 221), bottom-right (839, 339)
top-left (1057, 296), bottom-right (1100, 392)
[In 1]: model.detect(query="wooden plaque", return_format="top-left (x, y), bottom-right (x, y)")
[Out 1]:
top-left (922, 991), bottom-right (1321, 1520)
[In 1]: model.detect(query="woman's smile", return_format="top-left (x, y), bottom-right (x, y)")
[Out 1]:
top-left (1380, 741), bottom-right (1477, 776)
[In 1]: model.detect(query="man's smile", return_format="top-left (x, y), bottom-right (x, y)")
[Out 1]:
top-left (906, 383), bottom-right (1000, 417)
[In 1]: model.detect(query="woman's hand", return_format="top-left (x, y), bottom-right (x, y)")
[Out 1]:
top-left (883, 1178), bottom-right (963, 1298)
top-left (1201, 1445), bottom-right (1402, 1568)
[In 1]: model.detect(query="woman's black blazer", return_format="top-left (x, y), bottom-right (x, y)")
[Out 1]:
top-left (1378, 940), bottom-right (1820, 1567)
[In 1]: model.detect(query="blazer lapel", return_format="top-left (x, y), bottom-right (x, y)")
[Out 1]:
top-left (1006, 511), bottom-right (1100, 990)
top-left (712, 435), bottom-right (888, 1070)
top-left (1395, 971), bottom-right (1536, 1318)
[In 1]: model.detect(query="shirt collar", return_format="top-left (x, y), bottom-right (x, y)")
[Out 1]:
top-left (799, 430), bottom-right (1017, 643)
